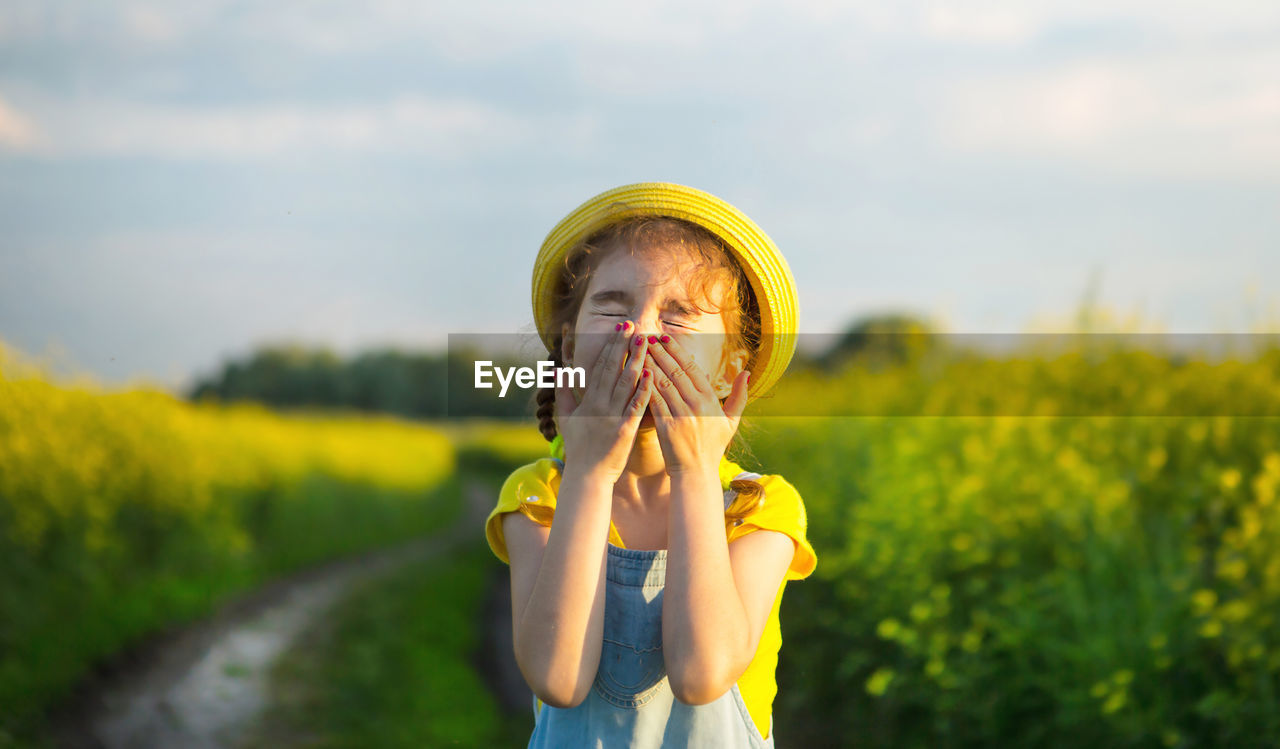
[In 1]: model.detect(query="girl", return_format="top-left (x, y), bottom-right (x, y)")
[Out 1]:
top-left (484, 183), bottom-right (817, 748)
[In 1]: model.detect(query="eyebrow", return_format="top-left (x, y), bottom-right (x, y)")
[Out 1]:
top-left (588, 289), bottom-right (701, 315)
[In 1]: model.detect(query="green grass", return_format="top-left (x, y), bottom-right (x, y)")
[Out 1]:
top-left (2, 475), bottom-right (461, 749)
top-left (246, 509), bottom-right (533, 748)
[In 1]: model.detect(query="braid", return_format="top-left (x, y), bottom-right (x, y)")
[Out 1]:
top-left (534, 346), bottom-right (562, 442)
top-left (724, 477), bottom-right (766, 521)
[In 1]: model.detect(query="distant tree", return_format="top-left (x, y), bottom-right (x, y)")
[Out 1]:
top-left (188, 343), bottom-right (530, 420)
top-left (190, 344), bottom-right (341, 406)
top-left (815, 312), bottom-right (942, 372)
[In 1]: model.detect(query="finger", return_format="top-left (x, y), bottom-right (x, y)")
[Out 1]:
top-left (646, 337), bottom-right (703, 407)
top-left (585, 322), bottom-right (632, 406)
top-left (722, 369), bottom-right (750, 427)
top-left (553, 370), bottom-right (579, 419)
top-left (648, 368), bottom-right (674, 423)
top-left (590, 323), bottom-right (626, 380)
top-left (622, 367), bottom-right (654, 427)
top-left (606, 321), bottom-right (635, 375)
top-left (646, 351), bottom-right (691, 417)
top-left (611, 331), bottom-right (648, 407)
top-left (653, 334), bottom-right (714, 397)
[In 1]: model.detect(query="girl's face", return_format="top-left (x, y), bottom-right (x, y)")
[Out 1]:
top-left (561, 245), bottom-right (745, 426)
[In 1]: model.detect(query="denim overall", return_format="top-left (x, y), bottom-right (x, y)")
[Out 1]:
top-left (527, 465), bottom-right (776, 748)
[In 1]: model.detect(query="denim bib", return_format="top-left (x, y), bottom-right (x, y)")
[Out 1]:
top-left (526, 468), bottom-right (775, 748)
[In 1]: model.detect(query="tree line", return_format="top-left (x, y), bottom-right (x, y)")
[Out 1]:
top-left (186, 314), bottom-right (940, 419)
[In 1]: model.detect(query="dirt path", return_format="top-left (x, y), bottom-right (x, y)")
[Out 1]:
top-left (55, 481), bottom-right (495, 749)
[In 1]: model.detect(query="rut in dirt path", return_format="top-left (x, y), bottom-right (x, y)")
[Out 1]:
top-left (55, 481), bottom-right (494, 749)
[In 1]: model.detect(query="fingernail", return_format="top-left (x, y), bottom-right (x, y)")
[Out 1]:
top-left (642, 369), bottom-right (649, 378)
top-left (615, 323), bottom-right (622, 331)
top-left (623, 321), bottom-right (632, 331)
top-left (659, 334), bottom-right (670, 343)
top-left (647, 335), bottom-right (658, 344)
top-left (634, 335), bottom-right (643, 346)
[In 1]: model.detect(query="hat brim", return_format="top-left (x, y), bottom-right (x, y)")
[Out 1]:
top-left (531, 182), bottom-right (798, 401)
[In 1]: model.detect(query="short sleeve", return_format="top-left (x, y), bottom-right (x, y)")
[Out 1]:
top-left (728, 474), bottom-right (818, 581)
top-left (484, 458), bottom-right (562, 565)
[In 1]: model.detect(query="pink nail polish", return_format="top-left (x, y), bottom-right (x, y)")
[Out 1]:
top-left (647, 335), bottom-right (658, 344)
top-left (634, 335), bottom-right (643, 346)
top-left (660, 334), bottom-right (670, 343)
top-left (642, 369), bottom-right (649, 378)
top-left (615, 323), bottom-right (622, 331)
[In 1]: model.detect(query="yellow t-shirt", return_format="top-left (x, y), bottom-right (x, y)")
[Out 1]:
top-left (483, 454), bottom-right (818, 741)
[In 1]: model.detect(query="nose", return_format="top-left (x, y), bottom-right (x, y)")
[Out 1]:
top-left (631, 311), bottom-right (663, 343)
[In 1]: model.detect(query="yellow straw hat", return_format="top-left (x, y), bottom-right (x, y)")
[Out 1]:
top-left (531, 182), bottom-right (799, 402)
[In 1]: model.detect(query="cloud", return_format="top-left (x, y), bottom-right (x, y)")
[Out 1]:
top-left (0, 0), bottom-right (755, 57)
top-left (2, 0), bottom-right (1279, 180)
top-left (0, 95), bottom-right (39, 149)
top-left (934, 47), bottom-right (1280, 178)
top-left (922, 6), bottom-right (1037, 44)
top-left (0, 88), bottom-right (598, 161)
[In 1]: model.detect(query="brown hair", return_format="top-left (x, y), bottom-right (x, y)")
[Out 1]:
top-left (532, 215), bottom-right (766, 517)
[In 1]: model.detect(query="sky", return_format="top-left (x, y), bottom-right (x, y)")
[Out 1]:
top-left (1, 1), bottom-right (1278, 394)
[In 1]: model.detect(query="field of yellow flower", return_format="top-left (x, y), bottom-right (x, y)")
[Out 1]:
top-left (6, 329), bottom-right (1280, 748)
top-left (0, 342), bottom-right (459, 746)
top-left (754, 341), bottom-right (1280, 747)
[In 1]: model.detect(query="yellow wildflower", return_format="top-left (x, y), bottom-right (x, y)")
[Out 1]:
top-left (1220, 468), bottom-right (1242, 491)
top-left (1198, 619), bottom-right (1222, 638)
top-left (1190, 589), bottom-right (1217, 615)
top-left (865, 668), bottom-right (895, 697)
top-left (876, 618), bottom-right (902, 640)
